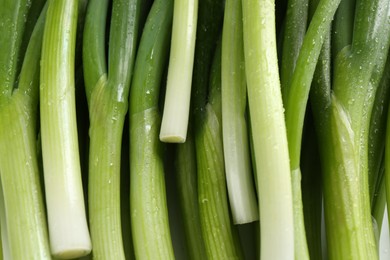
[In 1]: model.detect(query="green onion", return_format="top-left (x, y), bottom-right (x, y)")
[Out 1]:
top-left (367, 31), bottom-right (390, 204)
top-left (175, 128), bottom-right (207, 260)
top-left (159, 0), bottom-right (198, 143)
top-left (282, 0), bottom-right (341, 257)
top-left (221, 0), bottom-right (258, 225)
top-left (371, 53), bottom-right (390, 233)
top-left (189, 0), bottom-right (241, 257)
top-left (331, 0), bottom-right (355, 58)
top-left (197, 43), bottom-right (244, 259)
top-left (284, 0), bottom-right (341, 174)
top-left (311, 0), bottom-right (390, 258)
top-left (0, 2), bottom-right (51, 259)
top-left (83, 0), bottom-right (141, 258)
top-left (2, 1), bottom-right (390, 259)
top-left (280, 0), bottom-right (308, 101)
top-left (129, 0), bottom-right (175, 258)
top-left (242, 0), bottom-right (294, 258)
top-left (40, 0), bottom-right (91, 257)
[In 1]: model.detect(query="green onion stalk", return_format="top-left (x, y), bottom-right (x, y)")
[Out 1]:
top-left (331, 0), bottom-right (356, 58)
top-left (159, 0), bottom-right (198, 142)
top-left (328, 1), bottom-right (389, 258)
top-left (0, 2), bottom-right (51, 259)
top-left (310, 0), bottom-right (390, 259)
top-left (280, 0), bottom-right (308, 101)
top-left (368, 31), bottom-right (390, 237)
top-left (367, 31), bottom-right (390, 206)
top-left (129, 0), bottom-right (175, 258)
top-left (190, 0), bottom-right (244, 258)
top-left (174, 127), bottom-right (207, 260)
top-left (281, 0), bottom-right (341, 258)
top-left (40, 0), bottom-right (91, 257)
top-left (221, 0), bottom-right (259, 225)
top-left (371, 52), bottom-right (390, 232)
top-left (280, 0), bottom-right (312, 258)
top-left (83, 0), bottom-right (141, 258)
top-left (242, 0), bottom-right (294, 258)
top-left (196, 41), bottom-right (244, 260)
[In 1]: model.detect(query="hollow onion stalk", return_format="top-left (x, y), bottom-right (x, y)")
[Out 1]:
top-left (83, 0), bottom-right (141, 258)
top-left (129, 0), bottom-right (175, 258)
top-left (159, 0), bottom-right (198, 143)
top-left (0, 2), bottom-right (51, 259)
top-left (242, 0), bottom-right (294, 258)
top-left (221, 0), bottom-right (258, 225)
top-left (40, 0), bottom-right (91, 257)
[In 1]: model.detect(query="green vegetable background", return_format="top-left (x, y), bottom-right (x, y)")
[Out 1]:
top-left (0, 0), bottom-right (389, 259)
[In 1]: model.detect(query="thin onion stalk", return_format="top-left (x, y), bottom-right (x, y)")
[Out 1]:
top-left (159, 0), bottom-right (198, 142)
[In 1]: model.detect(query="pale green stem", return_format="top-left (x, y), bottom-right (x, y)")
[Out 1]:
top-left (160, 0), bottom-right (198, 142)
top-left (40, 0), bottom-right (91, 257)
top-left (242, 0), bottom-right (294, 259)
top-left (221, 0), bottom-right (258, 224)
top-left (0, 5), bottom-right (51, 259)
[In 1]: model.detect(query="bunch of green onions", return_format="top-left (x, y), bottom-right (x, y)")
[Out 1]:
top-left (0, 0), bottom-right (389, 259)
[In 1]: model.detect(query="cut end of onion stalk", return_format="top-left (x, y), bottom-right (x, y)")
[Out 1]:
top-left (159, 73), bottom-right (192, 143)
top-left (48, 206), bottom-right (91, 258)
top-left (159, 0), bottom-right (198, 144)
top-left (44, 171), bottom-right (92, 259)
top-left (160, 134), bottom-right (186, 143)
top-left (52, 247), bottom-right (91, 260)
top-left (159, 88), bottom-right (190, 143)
top-left (48, 218), bottom-right (91, 259)
top-left (159, 59), bottom-right (193, 143)
top-left (159, 111), bottom-right (188, 142)
top-left (158, 71), bottom-right (192, 143)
